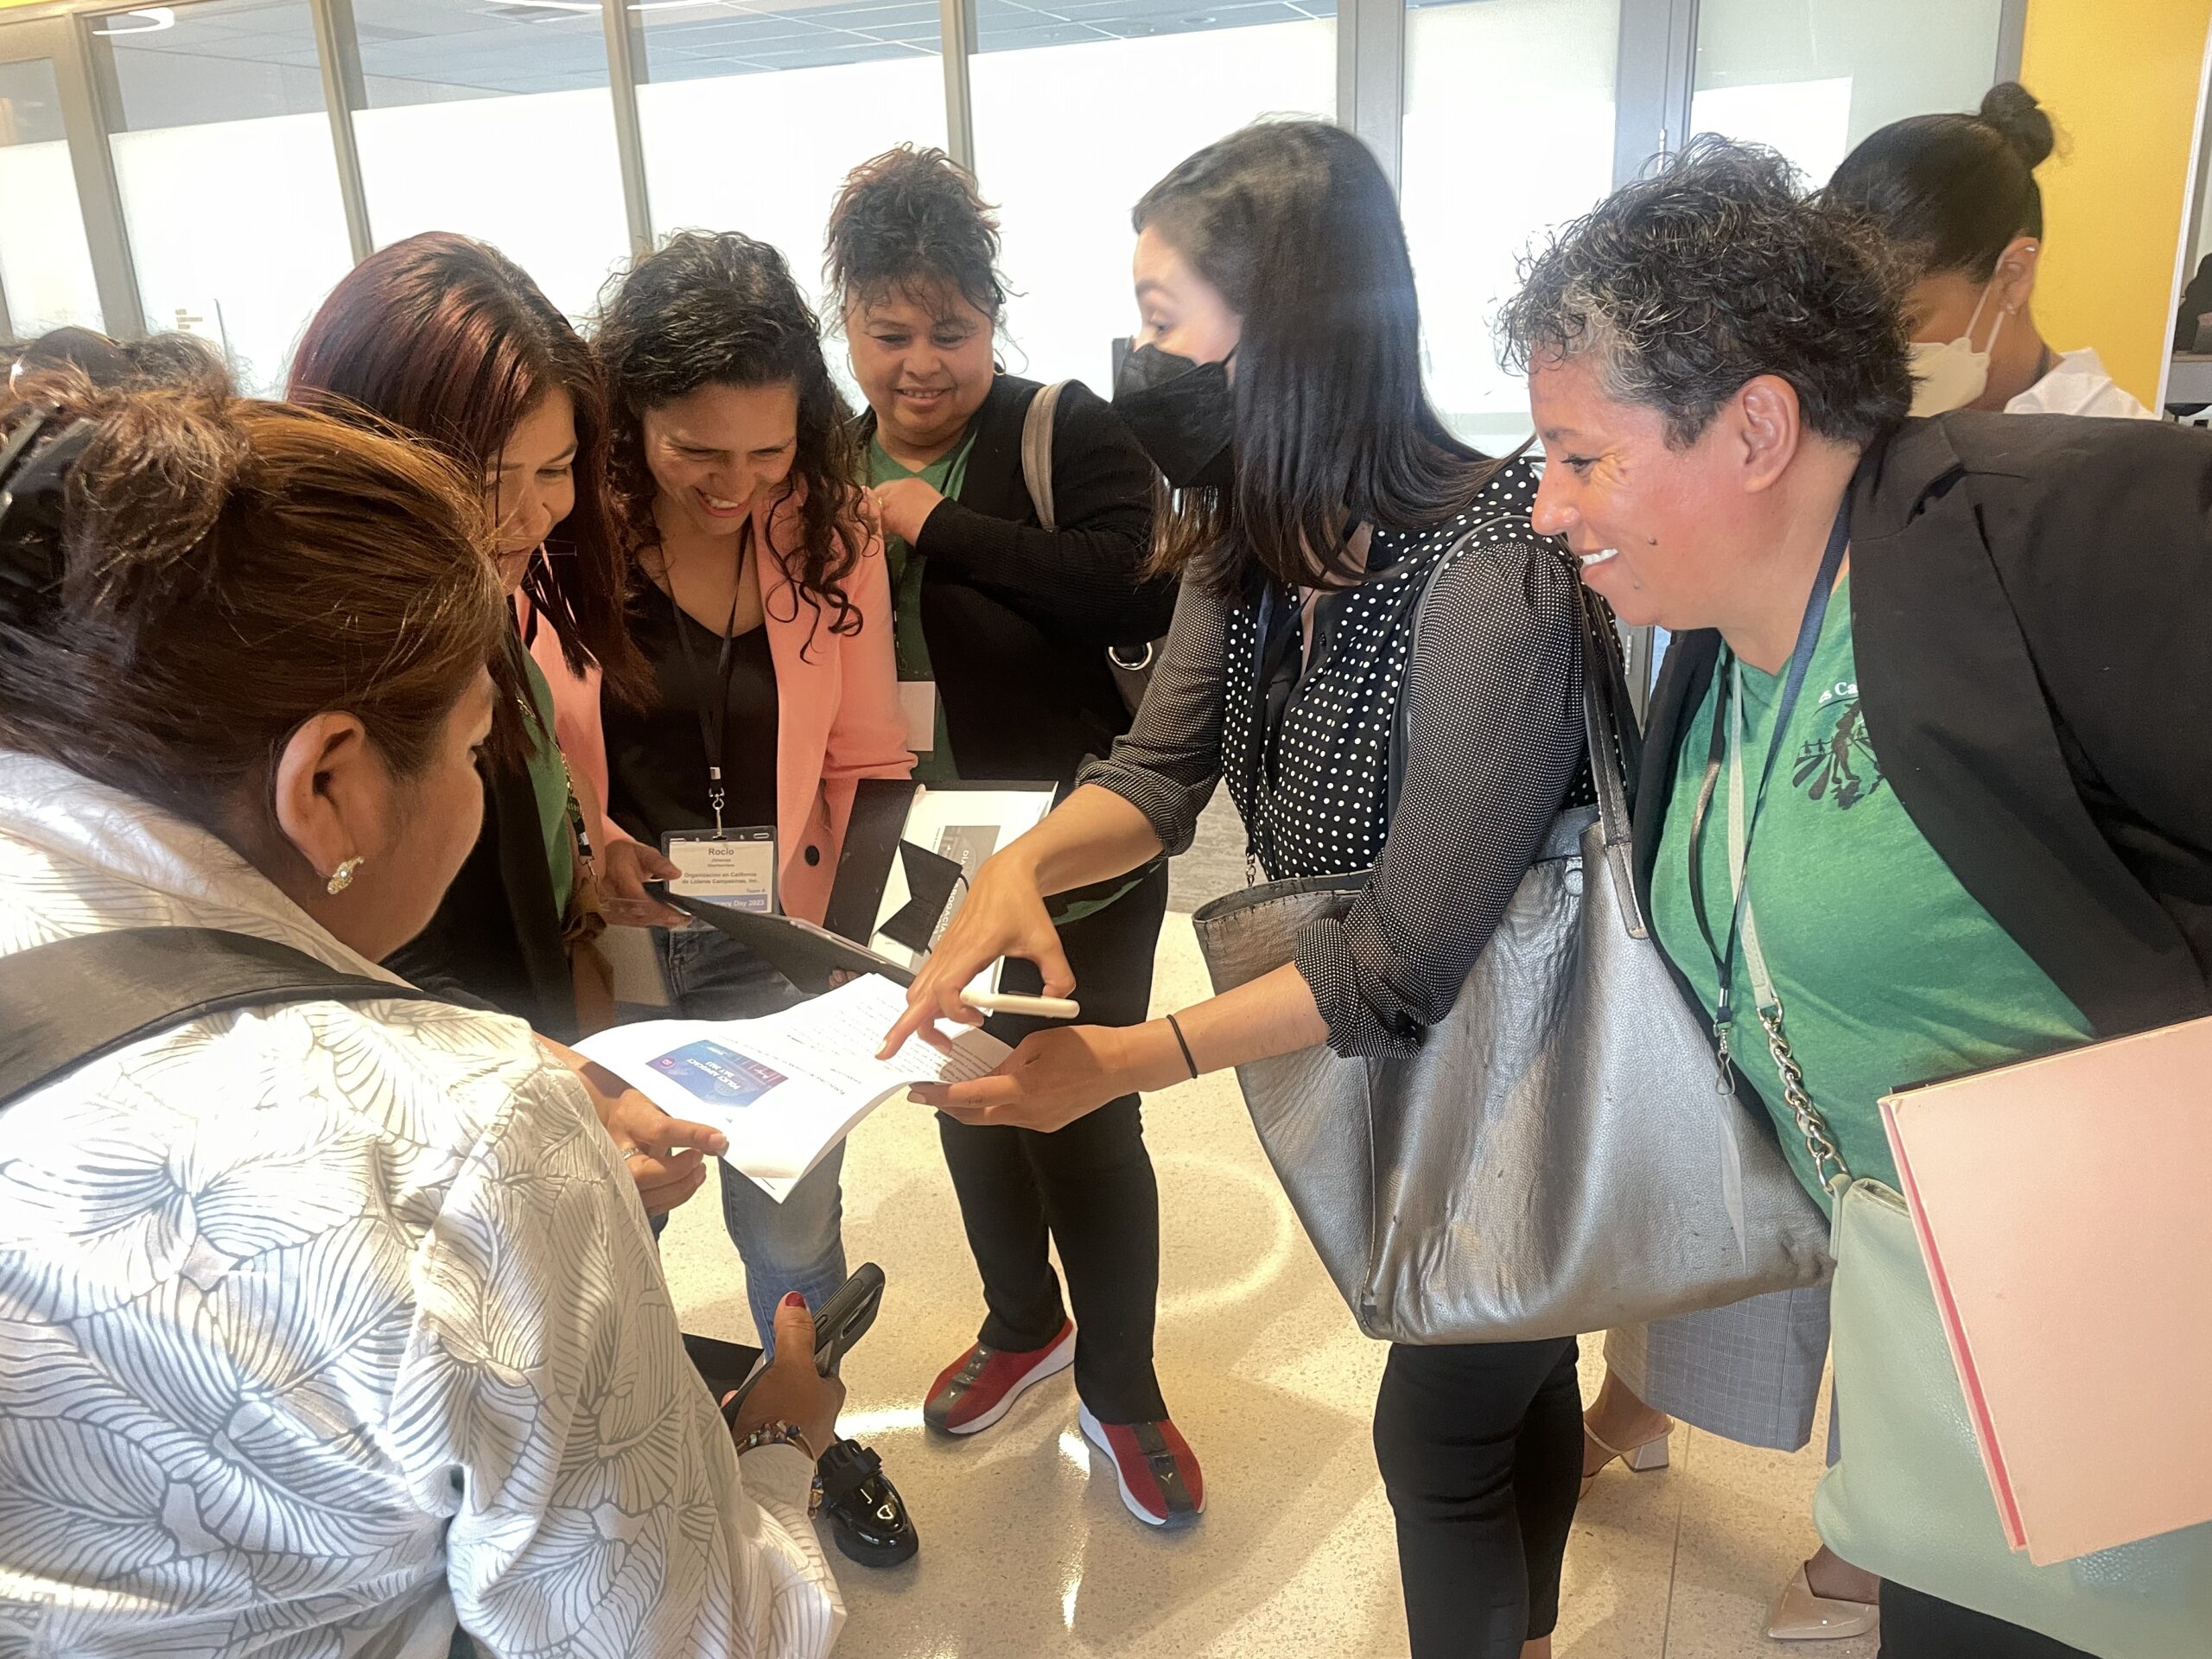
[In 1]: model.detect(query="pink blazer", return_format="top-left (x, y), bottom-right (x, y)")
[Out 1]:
top-left (535, 493), bottom-right (913, 925)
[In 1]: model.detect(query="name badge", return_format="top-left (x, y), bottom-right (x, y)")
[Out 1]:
top-left (663, 827), bottom-right (777, 914)
top-left (898, 680), bottom-right (937, 753)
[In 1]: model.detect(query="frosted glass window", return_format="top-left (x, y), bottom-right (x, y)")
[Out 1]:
top-left (1691, 0), bottom-right (2005, 187)
top-left (636, 0), bottom-right (946, 310)
top-left (92, 0), bottom-right (353, 391)
top-left (0, 55), bottom-right (102, 336)
top-left (1402, 0), bottom-right (1621, 447)
top-left (970, 0), bottom-right (1337, 395)
top-left (349, 0), bottom-right (631, 322)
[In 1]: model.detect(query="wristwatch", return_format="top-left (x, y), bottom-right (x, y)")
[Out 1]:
top-left (734, 1420), bottom-right (824, 1517)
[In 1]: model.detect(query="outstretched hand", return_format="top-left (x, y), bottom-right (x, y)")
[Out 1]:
top-left (878, 849), bottom-right (1073, 1058)
top-left (910, 1020), bottom-right (1187, 1134)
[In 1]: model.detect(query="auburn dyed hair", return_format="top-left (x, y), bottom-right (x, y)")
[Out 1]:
top-left (288, 232), bottom-right (647, 704)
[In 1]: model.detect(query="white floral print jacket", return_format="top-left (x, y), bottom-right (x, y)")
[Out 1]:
top-left (0, 753), bottom-right (842, 1658)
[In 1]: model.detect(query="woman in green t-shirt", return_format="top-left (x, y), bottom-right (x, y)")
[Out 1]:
top-left (823, 149), bottom-right (1203, 1530)
top-left (822, 146), bottom-right (1193, 1528)
top-left (1499, 139), bottom-right (2212, 1659)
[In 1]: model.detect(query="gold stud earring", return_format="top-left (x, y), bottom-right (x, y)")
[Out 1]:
top-left (326, 856), bottom-right (364, 896)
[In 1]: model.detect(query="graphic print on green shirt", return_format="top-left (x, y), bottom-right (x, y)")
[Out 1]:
top-left (520, 650), bottom-right (575, 918)
top-left (869, 431), bottom-right (976, 783)
top-left (1649, 577), bottom-right (2094, 1205)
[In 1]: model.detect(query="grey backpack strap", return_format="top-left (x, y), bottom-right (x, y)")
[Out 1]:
top-left (1020, 380), bottom-right (1070, 531)
top-left (0, 926), bottom-right (414, 1111)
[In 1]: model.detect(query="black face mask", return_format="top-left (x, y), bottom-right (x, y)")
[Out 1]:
top-left (1113, 343), bottom-right (1236, 491)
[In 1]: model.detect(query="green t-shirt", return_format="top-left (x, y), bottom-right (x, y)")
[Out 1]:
top-left (520, 650), bottom-right (575, 918)
top-left (1650, 578), bottom-right (2093, 1205)
top-left (869, 431), bottom-right (976, 784)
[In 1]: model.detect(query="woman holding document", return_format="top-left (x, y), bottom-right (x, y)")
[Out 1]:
top-left (1490, 141), bottom-right (2211, 1657)
top-left (585, 231), bottom-right (912, 1344)
top-left (886, 120), bottom-right (1593, 1653)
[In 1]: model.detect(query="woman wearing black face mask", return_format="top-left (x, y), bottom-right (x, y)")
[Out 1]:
top-left (885, 120), bottom-right (1593, 1656)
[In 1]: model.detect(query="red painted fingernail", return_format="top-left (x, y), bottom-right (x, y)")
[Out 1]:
top-left (782, 1292), bottom-right (805, 1310)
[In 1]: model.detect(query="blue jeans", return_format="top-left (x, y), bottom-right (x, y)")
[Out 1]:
top-left (653, 925), bottom-right (849, 1351)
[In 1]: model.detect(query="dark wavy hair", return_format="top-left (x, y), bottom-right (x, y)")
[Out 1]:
top-left (1132, 120), bottom-right (1503, 595)
top-left (825, 145), bottom-right (1007, 322)
top-left (289, 232), bottom-right (649, 705)
top-left (595, 232), bottom-right (865, 652)
top-left (1497, 137), bottom-right (1912, 448)
top-left (1826, 82), bottom-right (2058, 283)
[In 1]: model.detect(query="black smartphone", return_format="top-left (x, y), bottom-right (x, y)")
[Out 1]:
top-left (809, 1262), bottom-right (886, 1377)
top-left (705, 1262), bottom-right (887, 1421)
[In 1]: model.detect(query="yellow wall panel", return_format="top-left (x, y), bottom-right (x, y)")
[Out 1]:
top-left (2021, 0), bottom-right (2212, 404)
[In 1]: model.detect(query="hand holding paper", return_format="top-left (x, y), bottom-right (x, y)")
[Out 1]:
top-left (578, 976), bottom-right (1008, 1201)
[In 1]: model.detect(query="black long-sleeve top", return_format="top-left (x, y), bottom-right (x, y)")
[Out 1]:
top-left (1080, 461), bottom-right (1587, 1057)
top-left (862, 372), bottom-right (1177, 788)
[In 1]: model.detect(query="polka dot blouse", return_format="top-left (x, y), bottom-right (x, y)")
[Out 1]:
top-left (1082, 461), bottom-right (1590, 1058)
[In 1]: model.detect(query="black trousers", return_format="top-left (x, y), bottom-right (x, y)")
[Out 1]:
top-left (1879, 1585), bottom-right (2093, 1658)
top-left (1372, 1335), bottom-right (1584, 1657)
top-left (936, 865), bottom-right (1171, 1426)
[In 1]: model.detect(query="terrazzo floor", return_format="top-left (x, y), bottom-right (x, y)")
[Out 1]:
top-left (656, 914), bottom-right (1878, 1658)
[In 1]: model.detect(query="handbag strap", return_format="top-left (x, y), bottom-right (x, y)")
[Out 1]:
top-left (1385, 527), bottom-right (1645, 935)
top-left (1020, 380), bottom-right (1069, 532)
top-left (0, 926), bottom-right (417, 1113)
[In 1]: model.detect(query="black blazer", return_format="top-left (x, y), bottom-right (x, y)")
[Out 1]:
top-left (861, 372), bottom-right (1174, 788)
top-left (1634, 410), bottom-right (2212, 1043)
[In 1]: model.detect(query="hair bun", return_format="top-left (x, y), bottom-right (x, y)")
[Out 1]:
top-left (73, 390), bottom-right (251, 607)
top-left (1980, 82), bottom-right (2056, 170)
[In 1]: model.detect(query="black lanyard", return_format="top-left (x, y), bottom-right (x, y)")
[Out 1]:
top-left (664, 534), bottom-right (752, 836)
top-left (1684, 504), bottom-right (1852, 1086)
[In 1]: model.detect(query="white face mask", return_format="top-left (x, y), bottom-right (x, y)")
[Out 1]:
top-left (1908, 281), bottom-right (2006, 416)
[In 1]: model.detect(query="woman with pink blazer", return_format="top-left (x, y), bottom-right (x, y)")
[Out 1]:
top-left (588, 234), bottom-right (913, 1403)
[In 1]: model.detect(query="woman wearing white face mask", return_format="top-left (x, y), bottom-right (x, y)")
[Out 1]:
top-left (1827, 83), bottom-right (2153, 423)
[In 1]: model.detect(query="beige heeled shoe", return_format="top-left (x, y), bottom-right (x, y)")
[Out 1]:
top-left (1579, 1420), bottom-right (1671, 1500)
top-left (1766, 1564), bottom-right (1878, 1641)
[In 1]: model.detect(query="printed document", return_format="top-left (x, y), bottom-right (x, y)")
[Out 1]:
top-left (577, 974), bottom-right (1007, 1200)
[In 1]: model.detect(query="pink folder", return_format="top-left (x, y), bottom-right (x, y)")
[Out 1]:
top-left (1880, 1017), bottom-right (2212, 1566)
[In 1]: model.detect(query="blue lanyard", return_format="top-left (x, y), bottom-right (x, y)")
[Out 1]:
top-left (1685, 505), bottom-right (1852, 1091)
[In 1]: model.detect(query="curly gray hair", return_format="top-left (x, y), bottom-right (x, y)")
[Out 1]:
top-left (1497, 137), bottom-right (1912, 448)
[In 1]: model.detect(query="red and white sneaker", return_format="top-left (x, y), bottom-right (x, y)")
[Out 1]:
top-left (923, 1320), bottom-right (1075, 1436)
top-left (1077, 1403), bottom-right (1205, 1529)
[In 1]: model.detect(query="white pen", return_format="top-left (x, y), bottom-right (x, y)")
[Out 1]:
top-left (961, 991), bottom-right (1082, 1020)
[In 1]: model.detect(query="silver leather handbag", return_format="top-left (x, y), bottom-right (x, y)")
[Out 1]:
top-left (1190, 546), bottom-right (1833, 1344)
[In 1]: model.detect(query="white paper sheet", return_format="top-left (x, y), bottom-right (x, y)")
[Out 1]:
top-left (576, 975), bottom-right (1007, 1201)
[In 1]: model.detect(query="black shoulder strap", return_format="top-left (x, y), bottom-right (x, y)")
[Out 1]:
top-left (0, 927), bottom-right (416, 1112)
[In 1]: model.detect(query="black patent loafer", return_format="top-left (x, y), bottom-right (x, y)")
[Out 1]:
top-left (817, 1438), bottom-right (918, 1567)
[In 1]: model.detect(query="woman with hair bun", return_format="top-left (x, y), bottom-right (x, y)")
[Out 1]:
top-left (0, 382), bottom-right (846, 1656)
top-left (1827, 82), bottom-right (2153, 420)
